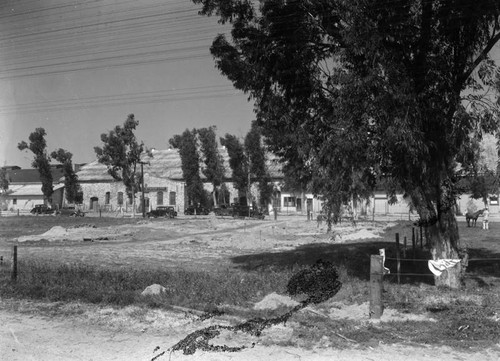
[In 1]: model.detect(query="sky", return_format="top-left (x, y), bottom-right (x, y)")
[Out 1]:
top-left (0, 0), bottom-right (255, 169)
top-left (1, 1), bottom-right (499, 170)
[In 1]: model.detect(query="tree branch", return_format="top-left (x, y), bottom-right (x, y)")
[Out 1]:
top-left (460, 29), bottom-right (500, 87)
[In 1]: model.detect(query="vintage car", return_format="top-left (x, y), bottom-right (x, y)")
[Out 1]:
top-left (53, 206), bottom-right (85, 217)
top-left (184, 205), bottom-right (210, 215)
top-left (30, 204), bottom-right (55, 215)
top-left (232, 204), bottom-right (265, 219)
top-left (146, 206), bottom-right (177, 218)
top-left (213, 204), bottom-right (233, 216)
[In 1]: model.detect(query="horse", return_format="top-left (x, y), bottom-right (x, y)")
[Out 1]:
top-left (465, 209), bottom-right (484, 227)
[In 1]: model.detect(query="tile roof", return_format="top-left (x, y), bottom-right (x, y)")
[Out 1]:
top-left (8, 184), bottom-right (64, 197)
top-left (6, 168), bottom-right (65, 184)
top-left (77, 148), bottom-right (284, 182)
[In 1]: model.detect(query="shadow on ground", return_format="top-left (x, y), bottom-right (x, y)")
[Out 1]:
top-left (231, 221), bottom-right (500, 286)
top-left (231, 239), bottom-right (434, 284)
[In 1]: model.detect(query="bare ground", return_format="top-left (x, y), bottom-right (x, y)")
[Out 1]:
top-left (1, 214), bottom-right (500, 360)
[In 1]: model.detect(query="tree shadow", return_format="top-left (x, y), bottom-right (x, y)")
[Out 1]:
top-left (231, 238), bottom-right (500, 286)
top-left (466, 247), bottom-right (500, 277)
top-left (231, 239), bottom-right (435, 284)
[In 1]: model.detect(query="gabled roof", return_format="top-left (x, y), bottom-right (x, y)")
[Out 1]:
top-left (5, 168), bottom-right (65, 184)
top-left (8, 184), bottom-right (64, 197)
top-left (77, 148), bottom-right (284, 182)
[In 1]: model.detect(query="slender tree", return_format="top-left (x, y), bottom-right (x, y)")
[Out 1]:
top-left (220, 134), bottom-right (248, 203)
top-left (94, 114), bottom-right (144, 216)
top-left (169, 129), bottom-right (207, 207)
top-left (194, 0), bottom-right (500, 288)
top-left (0, 168), bottom-right (8, 194)
top-left (244, 122), bottom-right (273, 209)
top-left (198, 126), bottom-right (226, 206)
top-left (51, 148), bottom-right (83, 204)
top-left (18, 128), bottom-right (54, 205)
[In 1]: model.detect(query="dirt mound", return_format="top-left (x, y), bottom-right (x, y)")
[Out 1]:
top-left (17, 226), bottom-right (68, 242)
top-left (253, 292), bottom-right (300, 310)
top-left (16, 225), bottom-right (120, 243)
top-left (342, 229), bottom-right (382, 240)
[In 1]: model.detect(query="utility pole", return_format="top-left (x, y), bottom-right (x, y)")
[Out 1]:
top-left (247, 154), bottom-right (251, 217)
top-left (140, 161), bottom-right (146, 218)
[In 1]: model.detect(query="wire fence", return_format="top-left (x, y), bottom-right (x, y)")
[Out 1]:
top-left (368, 228), bottom-right (500, 289)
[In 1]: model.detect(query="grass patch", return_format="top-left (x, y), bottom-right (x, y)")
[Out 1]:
top-left (0, 259), bottom-right (293, 310)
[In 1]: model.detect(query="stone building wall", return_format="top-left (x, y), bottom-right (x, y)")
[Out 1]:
top-left (79, 179), bottom-right (186, 214)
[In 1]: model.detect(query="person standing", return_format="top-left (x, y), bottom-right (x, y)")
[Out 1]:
top-left (483, 207), bottom-right (490, 230)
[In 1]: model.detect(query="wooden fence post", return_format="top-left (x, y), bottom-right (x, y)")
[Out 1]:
top-left (412, 227), bottom-right (416, 258)
top-left (370, 254), bottom-right (384, 319)
top-left (395, 233), bottom-right (400, 284)
top-left (420, 226), bottom-right (423, 249)
top-left (403, 236), bottom-right (407, 258)
top-left (11, 246), bottom-right (17, 282)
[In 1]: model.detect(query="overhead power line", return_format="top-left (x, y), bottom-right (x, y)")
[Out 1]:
top-left (0, 0), bottom-right (228, 80)
top-left (0, 84), bottom-right (244, 115)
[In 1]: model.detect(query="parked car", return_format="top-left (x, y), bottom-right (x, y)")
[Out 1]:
top-left (147, 206), bottom-right (177, 218)
top-left (55, 206), bottom-right (84, 217)
top-left (184, 205), bottom-right (210, 215)
top-left (70, 209), bottom-right (86, 217)
top-left (213, 204), bottom-right (233, 216)
top-left (232, 204), bottom-right (265, 219)
top-left (30, 204), bottom-right (55, 215)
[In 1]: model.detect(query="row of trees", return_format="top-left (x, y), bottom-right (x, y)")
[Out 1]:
top-left (12, 114), bottom-right (276, 214)
top-left (168, 122), bottom-right (274, 209)
top-left (193, 0), bottom-right (500, 288)
top-left (13, 115), bottom-right (144, 214)
top-left (17, 128), bottom-right (82, 206)
top-left (92, 114), bottom-right (275, 213)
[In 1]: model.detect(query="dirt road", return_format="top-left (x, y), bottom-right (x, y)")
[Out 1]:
top-left (2, 306), bottom-right (500, 361)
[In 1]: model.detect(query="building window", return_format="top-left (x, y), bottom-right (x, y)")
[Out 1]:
top-left (127, 193), bottom-right (132, 205)
top-left (169, 191), bottom-right (176, 206)
top-left (105, 192), bottom-right (110, 205)
top-left (13, 198), bottom-right (17, 205)
top-left (157, 191), bottom-right (164, 205)
top-left (284, 196), bottom-right (296, 207)
top-left (117, 192), bottom-right (123, 205)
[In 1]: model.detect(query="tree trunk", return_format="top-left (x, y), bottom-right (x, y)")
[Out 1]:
top-left (131, 184), bottom-right (136, 218)
top-left (213, 185), bottom-right (218, 207)
top-left (427, 207), bottom-right (462, 288)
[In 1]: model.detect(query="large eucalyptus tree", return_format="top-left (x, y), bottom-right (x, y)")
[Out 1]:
top-left (94, 114), bottom-right (144, 216)
top-left (193, 0), bottom-right (500, 287)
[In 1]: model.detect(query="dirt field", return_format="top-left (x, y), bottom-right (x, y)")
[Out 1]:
top-left (1, 214), bottom-right (499, 360)
top-left (0, 214), bottom-right (395, 271)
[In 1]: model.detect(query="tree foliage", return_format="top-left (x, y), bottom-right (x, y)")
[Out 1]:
top-left (169, 129), bottom-right (207, 207)
top-left (94, 114), bottom-right (144, 198)
top-left (0, 168), bottom-right (8, 193)
top-left (198, 126), bottom-right (226, 205)
top-left (51, 148), bottom-right (83, 204)
top-left (17, 128), bottom-right (54, 203)
top-left (220, 133), bottom-right (248, 200)
top-left (194, 0), bottom-right (500, 287)
top-left (244, 122), bottom-right (273, 208)
top-left (456, 134), bottom-right (499, 204)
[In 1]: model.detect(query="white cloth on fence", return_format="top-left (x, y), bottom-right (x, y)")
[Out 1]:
top-left (428, 259), bottom-right (461, 276)
top-left (379, 248), bottom-right (390, 274)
